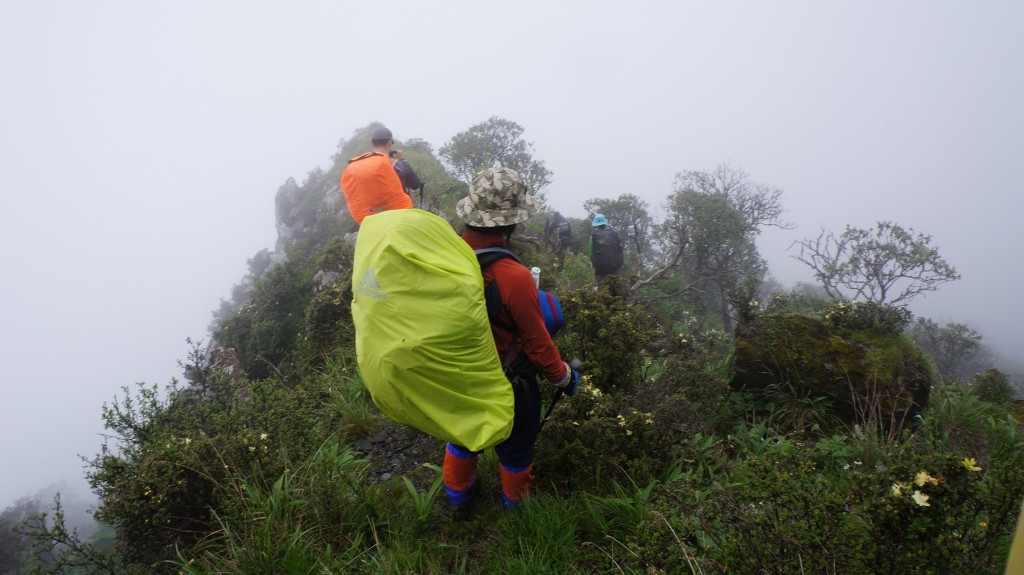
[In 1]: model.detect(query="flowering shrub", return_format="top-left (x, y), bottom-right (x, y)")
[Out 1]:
top-left (540, 376), bottom-right (706, 486)
top-left (855, 452), bottom-right (1021, 574)
top-left (631, 438), bottom-right (1023, 575)
top-left (824, 300), bottom-right (912, 335)
top-left (86, 372), bottom-right (353, 571)
top-left (557, 284), bottom-right (660, 393)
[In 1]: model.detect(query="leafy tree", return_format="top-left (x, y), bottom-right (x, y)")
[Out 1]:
top-left (583, 193), bottom-right (654, 265)
top-left (638, 188), bottom-right (766, 330)
top-left (908, 318), bottom-right (987, 383)
top-left (673, 163), bottom-right (790, 231)
top-left (627, 164), bottom-right (788, 330)
top-left (791, 221), bottom-right (960, 307)
top-left (970, 368), bottom-right (1015, 405)
top-left (0, 497), bottom-right (39, 573)
top-left (397, 138), bottom-right (467, 220)
top-left (439, 116), bottom-right (553, 196)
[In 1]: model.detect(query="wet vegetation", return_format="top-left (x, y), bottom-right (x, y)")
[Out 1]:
top-left (6, 120), bottom-right (1022, 574)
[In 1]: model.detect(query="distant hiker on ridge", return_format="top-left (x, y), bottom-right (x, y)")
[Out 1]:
top-left (340, 126), bottom-right (413, 225)
top-left (545, 211), bottom-right (572, 254)
top-left (590, 213), bottom-right (624, 285)
top-left (443, 167), bottom-right (579, 513)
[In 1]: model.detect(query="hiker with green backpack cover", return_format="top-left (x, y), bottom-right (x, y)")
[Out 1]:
top-left (351, 167), bottom-right (577, 511)
top-left (443, 167), bottom-right (579, 510)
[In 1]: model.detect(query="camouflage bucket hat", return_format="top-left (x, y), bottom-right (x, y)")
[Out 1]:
top-left (456, 167), bottom-right (538, 227)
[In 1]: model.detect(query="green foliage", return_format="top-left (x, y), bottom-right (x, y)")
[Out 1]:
top-left (400, 464), bottom-right (445, 524)
top-left (824, 300), bottom-right (912, 335)
top-left (84, 360), bottom-right (358, 572)
top-left (854, 452), bottom-right (1022, 575)
top-left (557, 280), bottom-right (659, 393)
top-left (215, 234), bottom-right (358, 380)
top-left (639, 433), bottom-right (1022, 575)
top-left (548, 251), bottom-right (594, 291)
top-left (541, 379), bottom-right (670, 486)
top-left (214, 252), bottom-right (313, 379)
top-left (542, 346), bottom-right (733, 487)
top-left (0, 497), bottom-right (40, 573)
top-left (477, 497), bottom-right (585, 574)
top-left (908, 317), bottom-right (986, 383)
top-left (439, 116), bottom-right (553, 197)
top-left (179, 440), bottom-right (375, 575)
top-left (651, 439), bottom-right (857, 574)
top-left (732, 303), bottom-right (932, 432)
top-left (970, 368), bottom-right (1015, 406)
top-left (917, 385), bottom-right (1024, 469)
top-left (583, 193), bottom-right (654, 267)
top-left (58, 126), bottom-right (1014, 575)
top-left (400, 140), bottom-right (468, 218)
top-left (299, 238), bottom-right (356, 365)
top-left (15, 494), bottom-right (133, 575)
top-left (764, 282), bottom-right (834, 316)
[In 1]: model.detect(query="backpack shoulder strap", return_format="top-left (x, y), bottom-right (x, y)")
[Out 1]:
top-left (474, 247), bottom-right (522, 339)
top-left (348, 152), bottom-right (383, 164)
top-left (475, 247), bottom-right (521, 268)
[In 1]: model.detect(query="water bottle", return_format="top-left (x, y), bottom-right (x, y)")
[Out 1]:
top-left (530, 267), bottom-right (541, 289)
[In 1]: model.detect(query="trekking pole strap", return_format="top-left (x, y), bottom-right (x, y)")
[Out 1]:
top-left (539, 388), bottom-right (564, 431)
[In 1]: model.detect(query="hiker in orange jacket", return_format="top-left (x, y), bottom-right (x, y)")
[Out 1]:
top-left (442, 167), bottom-right (579, 512)
top-left (340, 126), bottom-right (412, 225)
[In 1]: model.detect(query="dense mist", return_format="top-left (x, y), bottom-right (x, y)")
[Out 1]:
top-left (2, 0), bottom-right (1021, 515)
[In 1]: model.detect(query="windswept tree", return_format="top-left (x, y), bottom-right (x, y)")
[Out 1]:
top-left (908, 318), bottom-right (988, 383)
top-left (791, 221), bottom-right (960, 307)
top-left (584, 193), bottom-right (654, 265)
top-left (439, 116), bottom-right (553, 196)
top-left (674, 163), bottom-right (790, 231)
top-left (634, 164), bottom-right (787, 329)
top-left (0, 497), bottom-right (40, 573)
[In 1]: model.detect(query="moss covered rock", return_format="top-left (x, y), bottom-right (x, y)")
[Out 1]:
top-left (732, 302), bottom-right (932, 428)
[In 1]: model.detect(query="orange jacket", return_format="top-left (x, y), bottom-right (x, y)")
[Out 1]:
top-left (340, 152), bottom-right (411, 224)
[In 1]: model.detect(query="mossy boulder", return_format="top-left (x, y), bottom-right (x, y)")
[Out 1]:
top-left (732, 302), bottom-right (933, 427)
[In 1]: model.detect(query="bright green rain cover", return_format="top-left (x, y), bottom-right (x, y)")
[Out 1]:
top-left (352, 209), bottom-right (514, 451)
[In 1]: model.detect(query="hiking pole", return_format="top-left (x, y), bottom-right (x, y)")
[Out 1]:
top-left (418, 183), bottom-right (425, 209)
top-left (540, 359), bottom-right (580, 431)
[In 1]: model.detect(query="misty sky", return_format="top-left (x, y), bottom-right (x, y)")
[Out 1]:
top-left (1, 1), bottom-right (1021, 508)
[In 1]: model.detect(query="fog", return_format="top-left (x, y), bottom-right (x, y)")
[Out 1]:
top-left (1, 1), bottom-right (1021, 508)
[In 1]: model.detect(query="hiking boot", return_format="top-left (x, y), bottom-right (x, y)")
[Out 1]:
top-left (448, 477), bottom-right (479, 521)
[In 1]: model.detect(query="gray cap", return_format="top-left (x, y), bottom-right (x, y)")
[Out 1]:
top-left (371, 126), bottom-right (393, 140)
top-left (456, 167), bottom-right (538, 227)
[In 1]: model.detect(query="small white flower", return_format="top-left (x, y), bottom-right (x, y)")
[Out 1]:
top-left (914, 470), bottom-right (939, 487)
top-left (912, 490), bottom-right (931, 507)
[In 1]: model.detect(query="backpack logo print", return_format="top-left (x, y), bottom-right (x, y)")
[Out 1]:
top-left (356, 268), bottom-right (387, 299)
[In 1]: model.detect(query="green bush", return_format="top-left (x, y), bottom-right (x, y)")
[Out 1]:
top-left (732, 305), bottom-right (932, 433)
top-left (639, 438), bottom-right (1021, 575)
top-left (85, 365), bottom-right (354, 572)
top-left (824, 300), bottom-right (913, 335)
top-left (970, 368), bottom-right (1015, 406)
top-left (557, 283), bottom-right (659, 393)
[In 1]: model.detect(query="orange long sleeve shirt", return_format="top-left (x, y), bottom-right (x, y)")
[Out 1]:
top-left (463, 229), bottom-right (568, 383)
